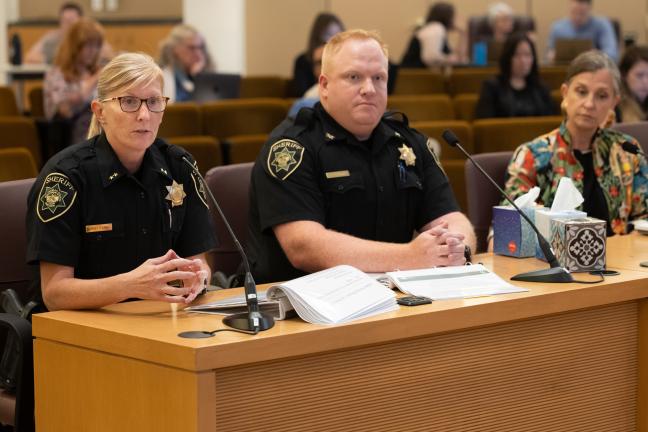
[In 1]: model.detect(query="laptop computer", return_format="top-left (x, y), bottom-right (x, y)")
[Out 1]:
top-left (191, 72), bottom-right (241, 102)
top-left (554, 38), bottom-right (593, 64)
top-left (487, 41), bottom-right (504, 64)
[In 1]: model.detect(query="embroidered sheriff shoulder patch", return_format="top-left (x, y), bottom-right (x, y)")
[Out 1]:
top-left (37, 172), bottom-right (77, 223)
top-left (267, 139), bottom-right (304, 180)
top-left (190, 168), bottom-right (209, 208)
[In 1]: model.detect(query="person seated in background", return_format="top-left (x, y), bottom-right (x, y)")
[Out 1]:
top-left (401, 2), bottom-right (467, 68)
top-left (158, 24), bottom-right (214, 103)
top-left (485, 2), bottom-right (515, 44)
top-left (503, 50), bottom-right (648, 237)
top-left (287, 43), bottom-right (325, 118)
top-left (248, 29), bottom-right (476, 284)
top-left (43, 17), bottom-right (108, 147)
top-left (27, 52), bottom-right (216, 311)
top-left (546, 0), bottom-right (618, 63)
top-left (617, 45), bottom-right (648, 123)
top-left (24, 2), bottom-right (113, 65)
top-left (474, 33), bottom-right (557, 119)
top-left (291, 13), bottom-right (345, 97)
top-left (24, 2), bottom-right (83, 65)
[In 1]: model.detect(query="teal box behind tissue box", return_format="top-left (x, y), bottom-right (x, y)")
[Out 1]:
top-left (535, 209), bottom-right (586, 260)
top-left (550, 217), bottom-right (606, 272)
top-left (493, 206), bottom-right (537, 257)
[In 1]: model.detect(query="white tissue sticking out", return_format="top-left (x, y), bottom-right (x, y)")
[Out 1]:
top-left (513, 186), bottom-right (540, 208)
top-left (551, 177), bottom-right (584, 212)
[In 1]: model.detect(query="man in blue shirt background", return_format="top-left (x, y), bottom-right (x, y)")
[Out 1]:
top-left (547, 0), bottom-right (618, 62)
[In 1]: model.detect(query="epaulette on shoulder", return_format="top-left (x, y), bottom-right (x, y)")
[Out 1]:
top-left (57, 144), bottom-right (95, 171)
top-left (283, 107), bottom-right (315, 139)
top-left (382, 110), bottom-right (410, 127)
top-left (294, 106), bottom-right (315, 126)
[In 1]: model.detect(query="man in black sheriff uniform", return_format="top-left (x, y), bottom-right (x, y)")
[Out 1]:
top-left (26, 133), bottom-right (217, 309)
top-left (248, 29), bottom-right (475, 283)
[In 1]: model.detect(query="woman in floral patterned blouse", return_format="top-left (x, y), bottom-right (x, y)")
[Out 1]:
top-left (503, 50), bottom-right (648, 235)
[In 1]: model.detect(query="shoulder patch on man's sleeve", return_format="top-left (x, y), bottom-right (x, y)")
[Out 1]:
top-left (266, 139), bottom-right (305, 180)
top-left (37, 172), bottom-right (77, 223)
top-left (425, 139), bottom-right (448, 178)
top-left (190, 165), bottom-right (209, 208)
top-left (426, 137), bottom-right (441, 158)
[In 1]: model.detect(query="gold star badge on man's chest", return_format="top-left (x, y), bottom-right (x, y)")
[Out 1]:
top-left (165, 180), bottom-right (186, 207)
top-left (398, 144), bottom-right (416, 166)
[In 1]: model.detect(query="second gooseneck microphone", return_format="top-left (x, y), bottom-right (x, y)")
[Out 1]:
top-left (441, 129), bottom-right (573, 283)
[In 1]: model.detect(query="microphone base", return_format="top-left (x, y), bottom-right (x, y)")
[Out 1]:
top-left (223, 312), bottom-right (275, 332)
top-left (511, 266), bottom-right (574, 283)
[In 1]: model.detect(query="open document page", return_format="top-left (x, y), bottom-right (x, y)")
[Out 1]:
top-left (267, 265), bottom-right (398, 325)
top-left (386, 264), bottom-right (527, 300)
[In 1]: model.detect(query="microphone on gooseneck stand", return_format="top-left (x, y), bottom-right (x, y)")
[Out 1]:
top-left (177, 155), bottom-right (274, 337)
top-left (441, 129), bottom-right (574, 283)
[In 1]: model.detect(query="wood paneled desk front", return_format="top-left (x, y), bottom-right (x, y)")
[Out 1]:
top-left (33, 235), bottom-right (648, 432)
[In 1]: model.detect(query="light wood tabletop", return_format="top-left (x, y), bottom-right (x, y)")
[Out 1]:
top-left (32, 235), bottom-right (648, 432)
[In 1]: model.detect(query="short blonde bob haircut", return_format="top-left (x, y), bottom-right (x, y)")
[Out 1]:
top-left (87, 52), bottom-right (164, 138)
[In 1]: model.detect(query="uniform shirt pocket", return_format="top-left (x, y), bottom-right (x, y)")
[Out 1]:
top-left (79, 219), bottom-right (125, 278)
top-left (396, 168), bottom-right (423, 191)
top-left (324, 172), bottom-right (366, 230)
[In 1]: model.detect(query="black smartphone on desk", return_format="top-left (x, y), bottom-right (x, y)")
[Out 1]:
top-left (397, 296), bottom-right (432, 306)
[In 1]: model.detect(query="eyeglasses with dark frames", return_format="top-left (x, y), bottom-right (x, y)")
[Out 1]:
top-left (101, 96), bottom-right (170, 113)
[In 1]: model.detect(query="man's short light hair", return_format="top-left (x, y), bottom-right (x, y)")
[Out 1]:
top-left (321, 29), bottom-right (388, 75)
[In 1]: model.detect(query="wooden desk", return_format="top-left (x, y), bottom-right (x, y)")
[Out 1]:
top-left (33, 246), bottom-right (648, 432)
top-left (605, 231), bottom-right (648, 271)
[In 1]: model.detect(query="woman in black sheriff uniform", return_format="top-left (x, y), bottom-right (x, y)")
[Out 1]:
top-left (26, 52), bottom-right (217, 311)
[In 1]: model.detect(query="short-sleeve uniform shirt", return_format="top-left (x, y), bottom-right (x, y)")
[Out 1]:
top-left (248, 103), bottom-right (459, 283)
top-left (26, 133), bottom-right (217, 295)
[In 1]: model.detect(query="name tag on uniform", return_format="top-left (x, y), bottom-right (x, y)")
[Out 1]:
top-left (325, 170), bottom-right (351, 179)
top-left (85, 223), bottom-right (113, 233)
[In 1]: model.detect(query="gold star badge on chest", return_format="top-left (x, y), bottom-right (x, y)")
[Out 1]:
top-left (398, 144), bottom-right (416, 166)
top-left (165, 180), bottom-right (186, 207)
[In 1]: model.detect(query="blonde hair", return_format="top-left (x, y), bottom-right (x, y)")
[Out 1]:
top-left (87, 52), bottom-right (164, 138)
top-left (158, 24), bottom-right (214, 71)
top-left (321, 29), bottom-right (388, 75)
top-left (54, 17), bottom-right (104, 81)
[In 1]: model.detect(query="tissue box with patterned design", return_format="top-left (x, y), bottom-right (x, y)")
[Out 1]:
top-left (534, 208), bottom-right (586, 260)
top-left (550, 217), bottom-right (606, 272)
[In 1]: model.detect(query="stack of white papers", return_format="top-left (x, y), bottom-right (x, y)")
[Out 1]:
top-left (267, 265), bottom-right (398, 325)
top-left (386, 264), bottom-right (527, 300)
top-left (186, 291), bottom-right (295, 320)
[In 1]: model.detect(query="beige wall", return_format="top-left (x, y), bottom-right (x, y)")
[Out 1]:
top-left (245, 0), bottom-right (326, 76)
top-left (18, 0), bottom-right (181, 20)
top-left (15, 0), bottom-right (648, 76)
top-left (244, 0), bottom-right (648, 76)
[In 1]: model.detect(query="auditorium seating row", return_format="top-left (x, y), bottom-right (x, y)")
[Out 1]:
top-left (22, 65), bottom-right (568, 117)
top-left (394, 66), bottom-right (568, 96)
